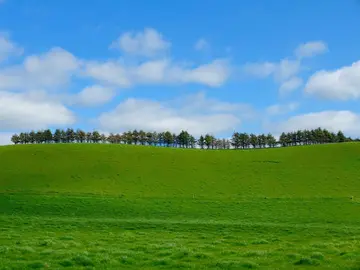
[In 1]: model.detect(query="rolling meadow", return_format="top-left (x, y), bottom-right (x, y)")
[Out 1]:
top-left (1, 143), bottom-right (360, 269)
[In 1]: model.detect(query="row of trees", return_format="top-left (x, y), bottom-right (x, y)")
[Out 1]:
top-left (10, 128), bottom-right (352, 149)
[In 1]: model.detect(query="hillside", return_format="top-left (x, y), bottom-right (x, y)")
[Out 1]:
top-left (1, 143), bottom-right (360, 269)
top-left (1, 143), bottom-right (360, 198)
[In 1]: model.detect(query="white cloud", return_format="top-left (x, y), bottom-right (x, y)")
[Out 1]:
top-left (243, 62), bottom-right (276, 78)
top-left (305, 61), bottom-right (360, 100)
top-left (0, 47), bottom-right (79, 91)
top-left (266, 102), bottom-right (299, 116)
top-left (0, 91), bottom-right (75, 131)
top-left (274, 59), bottom-right (301, 82)
top-left (272, 110), bottom-right (360, 137)
top-left (244, 41), bottom-right (328, 94)
top-left (110, 28), bottom-right (170, 57)
top-left (194, 38), bottom-right (209, 51)
top-left (83, 58), bottom-right (230, 87)
top-left (0, 33), bottom-right (23, 62)
top-left (171, 91), bottom-right (255, 119)
top-left (244, 59), bottom-right (300, 83)
top-left (83, 60), bottom-right (130, 87)
top-left (295, 41), bottom-right (328, 59)
top-left (97, 92), bottom-right (249, 136)
top-left (72, 85), bottom-right (115, 107)
top-left (279, 77), bottom-right (303, 94)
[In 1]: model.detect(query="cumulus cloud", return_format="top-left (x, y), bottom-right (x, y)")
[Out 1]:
top-left (244, 59), bottom-right (300, 82)
top-left (0, 33), bottom-right (23, 62)
top-left (194, 38), bottom-right (209, 51)
top-left (97, 92), bottom-right (251, 136)
top-left (279, 77), bottom-right (303, 94)
top-left (72, 85), bottom-right (116, 107)
top-left (266, 102), bottom-right (299, 116)
top-left (271, 110), bottom-right (360, 137)
top-left (0, 47), bottom-right (79, 91)
top-left (0, 91), bottom-right (75, 131)
top-left (110, 28), bottom-right (170, 57)
top-left (295, 41), bottom-right (328, 59)
top-left (244, 40), bottom-right (327, 94)
top-left (305, 61), bottom-right (360, 100)
top-left (171, 91), bottom-right (256, 119)
top-left (83, 58), bottom-right (230, 87)
top-left (244, 59), bottom-right (302, 92)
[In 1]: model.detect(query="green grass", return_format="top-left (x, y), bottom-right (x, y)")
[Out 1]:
top-left (1, 143), bottom-right (360, 269)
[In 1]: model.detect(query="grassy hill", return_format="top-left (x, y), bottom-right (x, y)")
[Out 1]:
top-left (1, 143), bottom-right (360, 269)
top-left (1, 143), bottom-right (360, 197)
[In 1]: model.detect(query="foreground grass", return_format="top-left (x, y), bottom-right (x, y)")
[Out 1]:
top-left (1, 143), bottom-right (360, 269)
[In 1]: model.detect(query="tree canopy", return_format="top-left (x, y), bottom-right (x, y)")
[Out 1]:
top-left (10, 127), bottom-right (354, 149)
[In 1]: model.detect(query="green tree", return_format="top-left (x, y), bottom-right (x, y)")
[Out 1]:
top-left (35, 130), bottom-right (44, 144)
top-left (76, 129), bottom-right (86, 143)
top-left (11, 134), bottom-right (20, 144)
top-left (100, 134), bottom-right (107, 143)
top-left (163, 131), bottom-right (174, 147)
top-left (279, 132), bottom-right (287, 147)
top-left (29, 131), bottom-right (36, 144)
top-left (132, 130), bottom-right (139, 145)
top-left (60, 130), bottom-right (67, 143)
top-left (92, 131), bottom-right (101, 143)
top-left (53, 129), bottom-right (62, 143)
top-left (139, 130), bottom-right (147, 145)
top-left (337, 130), bottom-right (346, 143)
top-left (86, 132), bottom-right (92, 143)
top-left (204, 134), bottom-right (212, 149)
top-left (231, 132), bottom-right (240, 149)
top-left (66, 128), bottom-right (75, 143)
top-left (189, 135), bottom-right (196, 148)
top-left (44, 129), bottom-right (53, 143)
top-left (198, 135), bottom-right (205, 149)
top-left (249, 133), bottom-right (258, 149)
top-left (267, 133), bottom-right (276, 148)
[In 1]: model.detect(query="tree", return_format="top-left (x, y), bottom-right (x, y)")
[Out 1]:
top-left (198, 135), bottom-right (205, 149)
top-left (53, 129), bottom-right (62, 143)
top-left (138, 130), bottom-right (147, 145)
top-left (279, 132), bottom-right (287, 147)
top-left (44, 129), bottom-right (53, 143)
top-left (337, 130), bottom-right (346, 143)
top-left (86, 132), bottom-right (92, 143)
top-left (29, 131), bottom-right (36, 144)
top-left (204, 134), bottom-right (213, 149)
top-left (35, 130), bottom-right (44, 144)
top-left (132, 130), bottom-right (139, 145)
top-left (258, 134), bottom-right (267, 148)
top-left (189, 135), bottom-right (196, 148)
top-left (66, 128), bottom-right (76, 143)
top-left (76, 129), bottom-right (86, 143)
top-left (163, 131), bottom-right (173, 147)
top-left (146, 132), bottom-right (154, 145)
top-left (100, 134), bottom-right (107, 143)
top-left (231, 132), bottom-right (240, 149)
top-left (11, 134), bottom-right (20, 144)
top-left (249, 133), bottom-right (258, 149)
top-left (92, 131), bottom-right (101, 143)
top-left (178, 130), bottom-right (190, 148)
top-left (60, 130), bottom-right (67, 143)
top-left (267, 133), bottom-right (276, 148)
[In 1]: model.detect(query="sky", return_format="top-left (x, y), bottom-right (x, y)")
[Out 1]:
top-left (1, 0), bottom-right (360, 145)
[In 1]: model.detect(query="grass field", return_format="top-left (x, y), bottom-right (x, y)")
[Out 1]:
top-left (1, 143), bottom-right (360, 269)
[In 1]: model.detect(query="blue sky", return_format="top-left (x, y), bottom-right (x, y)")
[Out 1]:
top-left (1, 0), bottom-right (360, 144)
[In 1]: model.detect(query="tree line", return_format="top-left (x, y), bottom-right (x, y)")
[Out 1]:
top-left (10, 127), bottom-right (353, 149)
